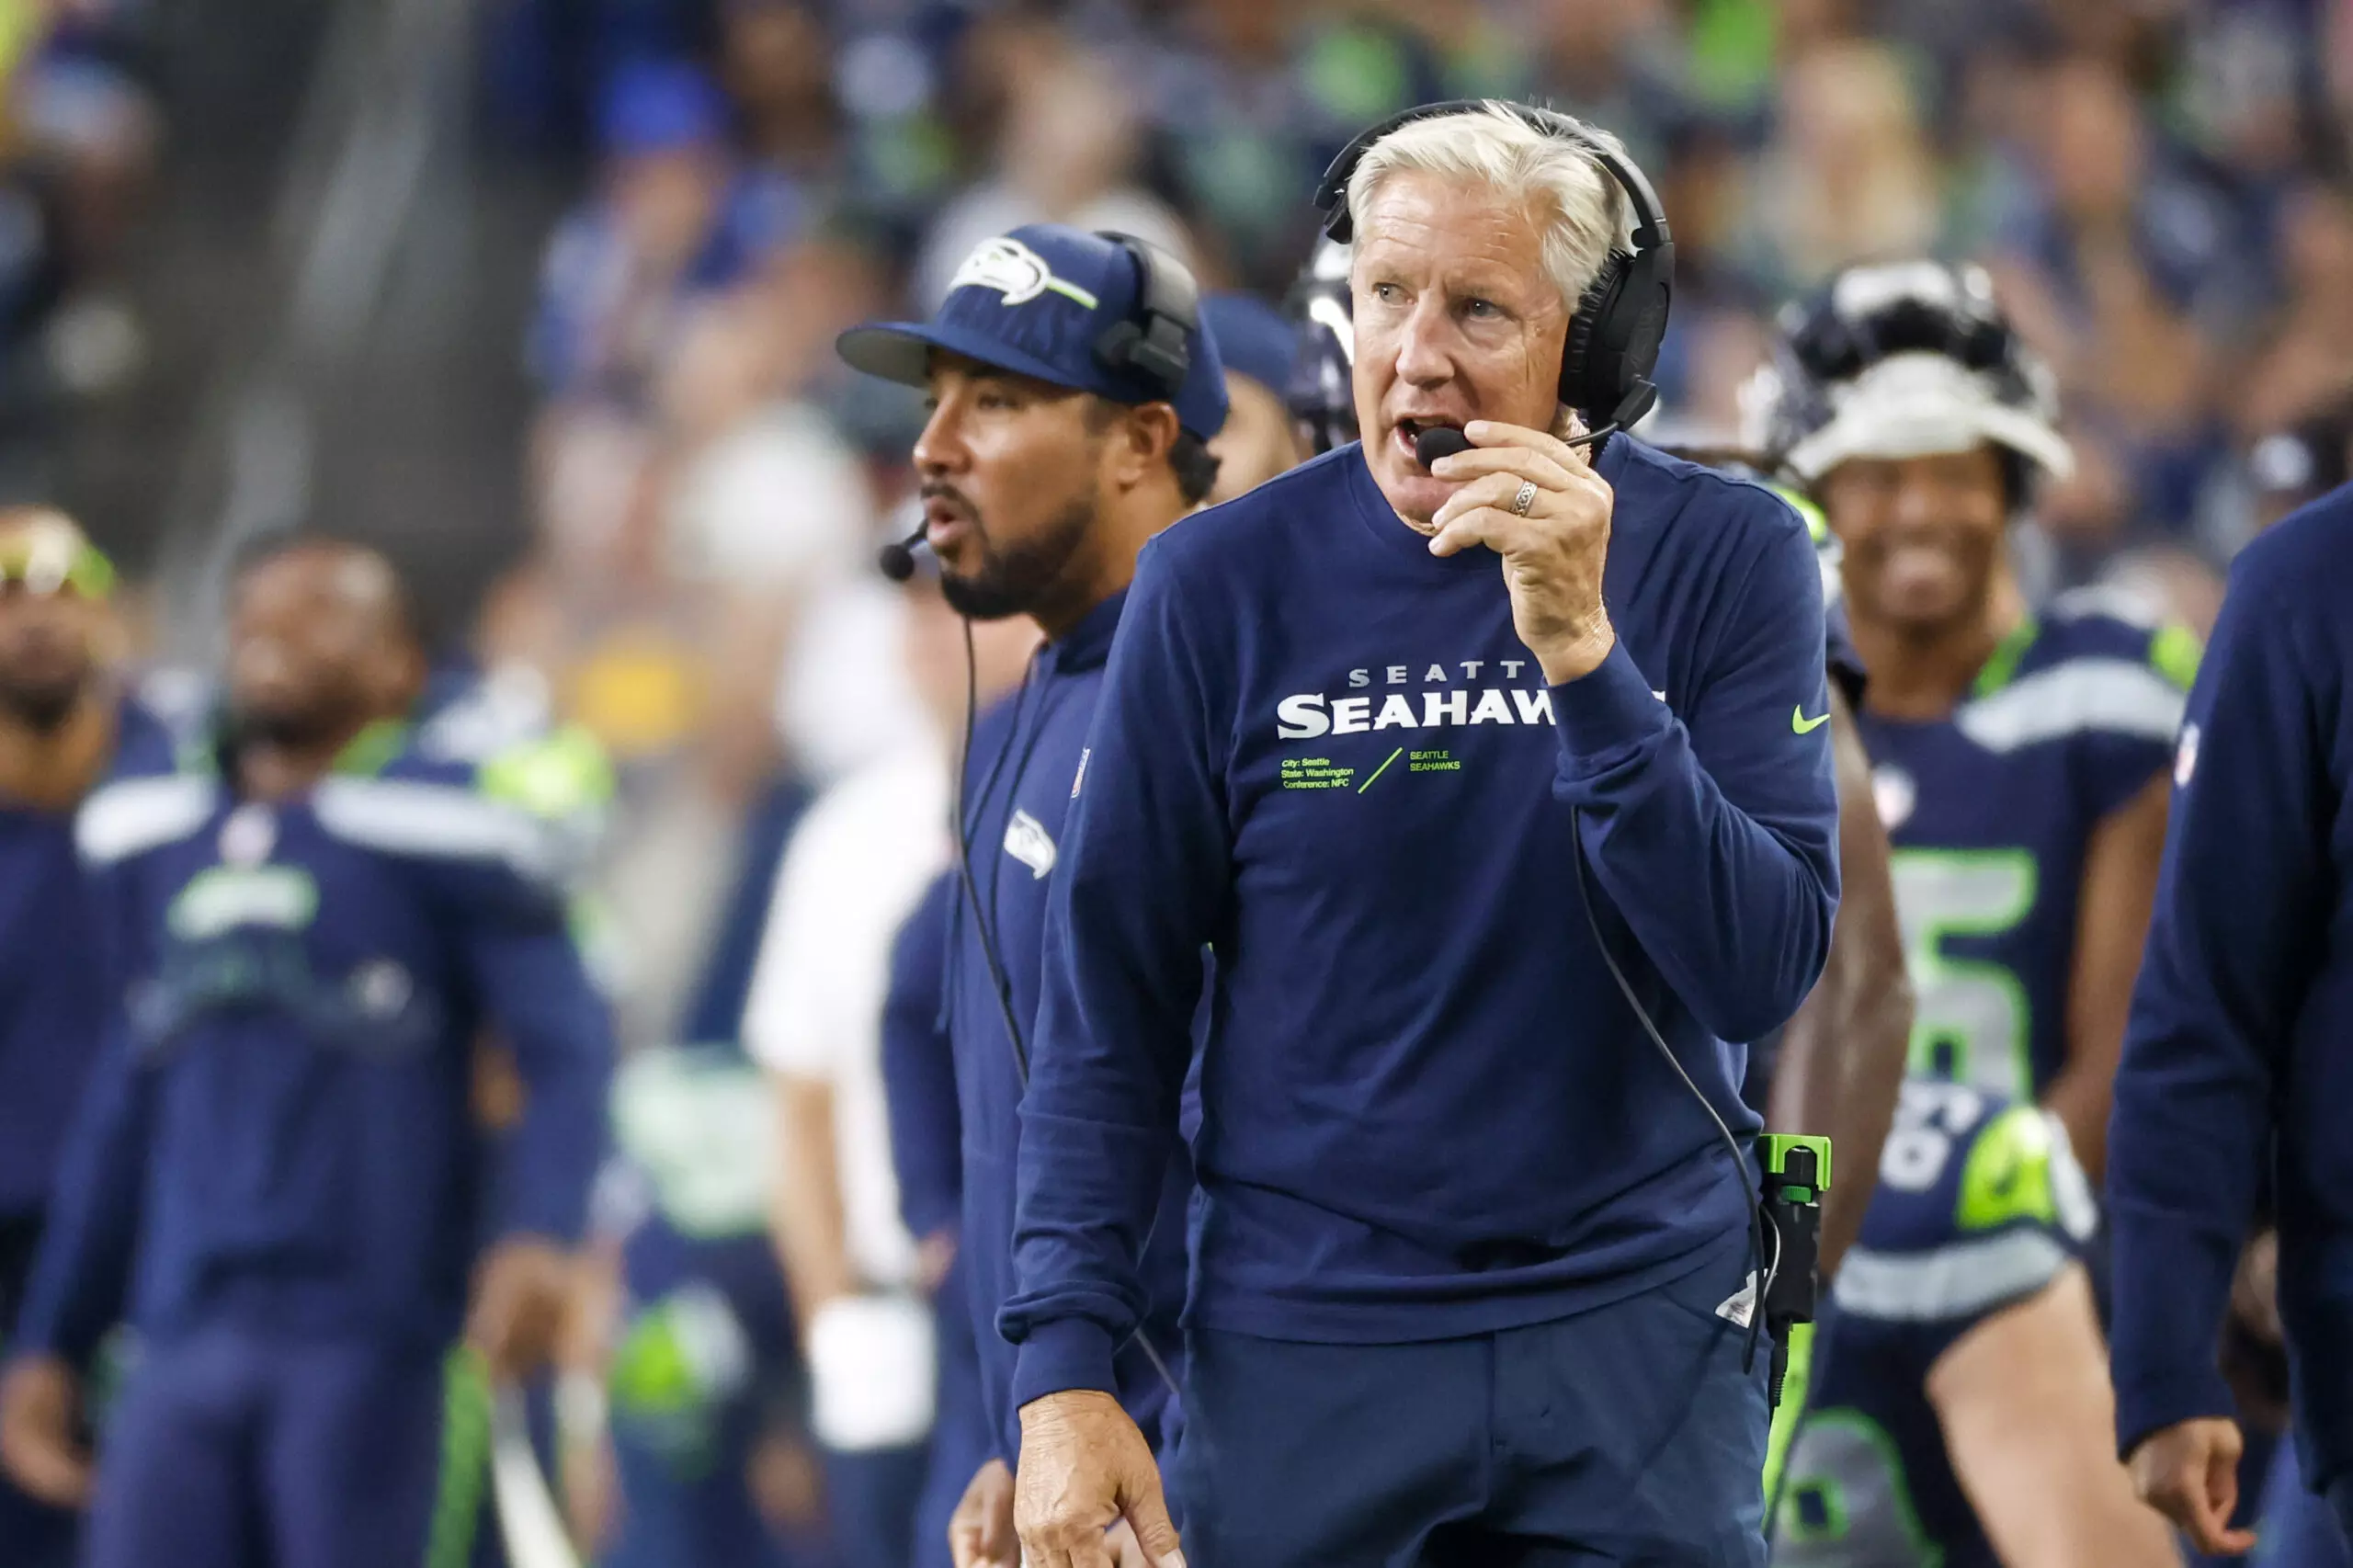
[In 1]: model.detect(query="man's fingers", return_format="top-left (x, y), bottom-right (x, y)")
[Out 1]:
top-left (1427, 506), bottom-right (1522, 560)
top-left (2201, 1438), bottom-right (2257, 1554)
top-left (1430, 472), bottom-right (1543, 535)
top-left (1466, 418), bottom-right (1579, 472)
top-left (951, 1514), bottom-right (1008, 1568)
top-left (1122, 1479), bottom-right (1186, 1568)
top-left (1428, 445), bottom-right (1576, 492)
top-left (2143, 1465), bottom-right (2243, 1556)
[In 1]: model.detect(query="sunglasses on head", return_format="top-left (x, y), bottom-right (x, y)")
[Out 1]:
top-left (0, 534), bottom-right (116, 600)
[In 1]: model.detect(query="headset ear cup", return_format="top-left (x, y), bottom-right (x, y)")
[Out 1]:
top-left (1560, 254), bottom-right (1629, 416)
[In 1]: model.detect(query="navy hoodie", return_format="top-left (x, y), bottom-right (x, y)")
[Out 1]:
top-left (13, 710), bottom-right (614, 1362)
top-left (2108, 484), bottom-right (2353, 1487)
top-left (1003, 437), bottom-right (1841, 1406)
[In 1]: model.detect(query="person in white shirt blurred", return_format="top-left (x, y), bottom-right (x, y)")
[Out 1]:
top-left (747, 566), bottom-right (1033, 1568)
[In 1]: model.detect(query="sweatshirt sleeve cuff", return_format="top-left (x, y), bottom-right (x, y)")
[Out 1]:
top-left (1549, 639), bottom-right (1673, 784)
top-left (2114, 1369), bottom-right (2238, 1462)
top-left (1009, 1316), bottom-right (1121, 1411)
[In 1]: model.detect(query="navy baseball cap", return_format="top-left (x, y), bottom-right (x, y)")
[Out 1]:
top-left (1201, 291), bottom-right (1299, 400)
top-left (837, 225), bottom-right (1229, 441)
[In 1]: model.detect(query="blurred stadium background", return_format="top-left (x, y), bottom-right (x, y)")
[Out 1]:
top-left (5, 0), bottom-right (2350, 1559)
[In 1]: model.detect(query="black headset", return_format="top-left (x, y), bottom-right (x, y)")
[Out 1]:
top-left (1312, 99), bottom-right (1676, 433)
top-left (1090, 231), bottom-right (1200, 405)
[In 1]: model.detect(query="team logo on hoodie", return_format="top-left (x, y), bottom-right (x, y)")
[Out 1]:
top-left (1004, 809), bottom-right (1057, 880)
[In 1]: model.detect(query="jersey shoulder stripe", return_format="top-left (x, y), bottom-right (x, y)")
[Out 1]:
top-left (1833, 1225), bottom-right (2072, 1324)
top-left (1956, 650), bottom-right (2188, 753)
top-left (77, 774), bottom-right (220, 865)
top-left (313, 777), bottom-right (572, 884)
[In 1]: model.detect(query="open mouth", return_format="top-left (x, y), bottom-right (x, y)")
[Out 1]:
top-left (1393, 417), bottom-right (1463, 465)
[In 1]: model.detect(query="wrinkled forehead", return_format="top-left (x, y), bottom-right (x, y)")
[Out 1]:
top-left (1350, 175), bottom-right (1555, 301)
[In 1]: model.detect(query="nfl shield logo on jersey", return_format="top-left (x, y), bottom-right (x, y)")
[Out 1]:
top-left (219, 804), bottom-right (276, 867)
top-left (1871, 765), bottom-right (1916, 832)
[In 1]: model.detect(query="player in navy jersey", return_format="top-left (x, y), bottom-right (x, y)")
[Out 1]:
top-left (0, 510), bottom-right (167, 1568)
top-left (1746, 259), bottom-right (2191, 1182)
top-left (0, 537), bottom-right (614, 1568)
top-left (1747, 262), bottom-right (2191, 1562)
top-left (1770, 1079), bottom-right (2179, 1567)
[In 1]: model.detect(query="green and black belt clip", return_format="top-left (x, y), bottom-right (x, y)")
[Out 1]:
top-left (1758, 1134), bottom-right (1832, 1410)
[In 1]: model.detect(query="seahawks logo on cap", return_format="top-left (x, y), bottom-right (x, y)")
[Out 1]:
top-left (949, 237), bottom-right (1100, 311)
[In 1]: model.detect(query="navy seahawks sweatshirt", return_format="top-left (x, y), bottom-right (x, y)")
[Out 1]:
top-left (2108, 485), bottom-right (2353, 1487)
top-left (13, 704), bottom-right (614, 1362)
top-left (1002, 438), bottom-right (1841, 1406)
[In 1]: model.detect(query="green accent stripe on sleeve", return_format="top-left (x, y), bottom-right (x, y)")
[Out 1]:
top-left (424, 1347), bottom-right (494, 1568)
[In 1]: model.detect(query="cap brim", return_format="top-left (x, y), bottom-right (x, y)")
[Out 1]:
top-left (1785, 355), bottom-right (2075, 483)
top-left (1789, 400), bottom-right (2075, 483)
top-left (835, 321), bottom-right (1096, 398)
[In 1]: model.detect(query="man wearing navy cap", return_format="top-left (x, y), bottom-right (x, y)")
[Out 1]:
top-left (1199, 293), bottom-right (1303, 504)
top-left (838, 224), bottom-right (1224, 1568)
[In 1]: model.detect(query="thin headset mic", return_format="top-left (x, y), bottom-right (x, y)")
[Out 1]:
top-left (876, 524), bottom-right (929, 582)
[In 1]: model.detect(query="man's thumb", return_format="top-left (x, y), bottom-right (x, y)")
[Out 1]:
top-left (1124, 1473), bottom-right (1185, 1568)
top-left (2203, 1437), bottom-right (2241, 1527)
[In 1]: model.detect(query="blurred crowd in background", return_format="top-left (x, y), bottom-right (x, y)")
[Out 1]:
top-left (457, 0), bottom-right (2353, 1053)
top-left (2, 0), bottom-right (2352, 1561)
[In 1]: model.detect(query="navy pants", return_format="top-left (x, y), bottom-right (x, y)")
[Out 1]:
top-left (821, 1444), bottom-right (928, 1568)
top-left (1176, 1233), bottom-right (1769, 1568)
top-left (85, 1324), bottom-right (487, 1568)
top-left (2254, 1438), bottom-right (2353, 1568)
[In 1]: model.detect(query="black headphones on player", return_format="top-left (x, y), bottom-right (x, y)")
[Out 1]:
top-left (1091, 230), bottom-right (1201, 405)
top-left (1312, 99), bottom-right (1676, 433)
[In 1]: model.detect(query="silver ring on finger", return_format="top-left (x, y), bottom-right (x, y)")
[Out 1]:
top-left (1509, 478), bottom-right (1539, 517)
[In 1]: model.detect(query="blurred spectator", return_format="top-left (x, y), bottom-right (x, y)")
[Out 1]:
top-left (1650, 110), bottom-right (1773, 434)
top-left (915, 39), bottom-right (1190, 310)
top-left (1137, 3), bottom-right (1447, 292)
top-left (1756, 40), bottom-right (1943, 288)
top-left (1524, 0), bottom-right (1682, 163)
top-left (1992, 54), bottom-right (2234, 544)
top-left (2234, 182), bottom-right (2353, 439)
top-left (531, 59), bottom-right (796, 405)
top-left (722, 0), bottom-right (840, 179)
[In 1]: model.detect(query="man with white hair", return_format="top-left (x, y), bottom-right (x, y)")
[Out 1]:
top-left (999, 102), bottom-right (1842, 1566)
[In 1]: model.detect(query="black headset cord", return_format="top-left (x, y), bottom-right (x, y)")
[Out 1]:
top-left (1569, 805), bottom-right (1772, 1377)
top-left (950, 619), bottom-right (1184, 1403)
